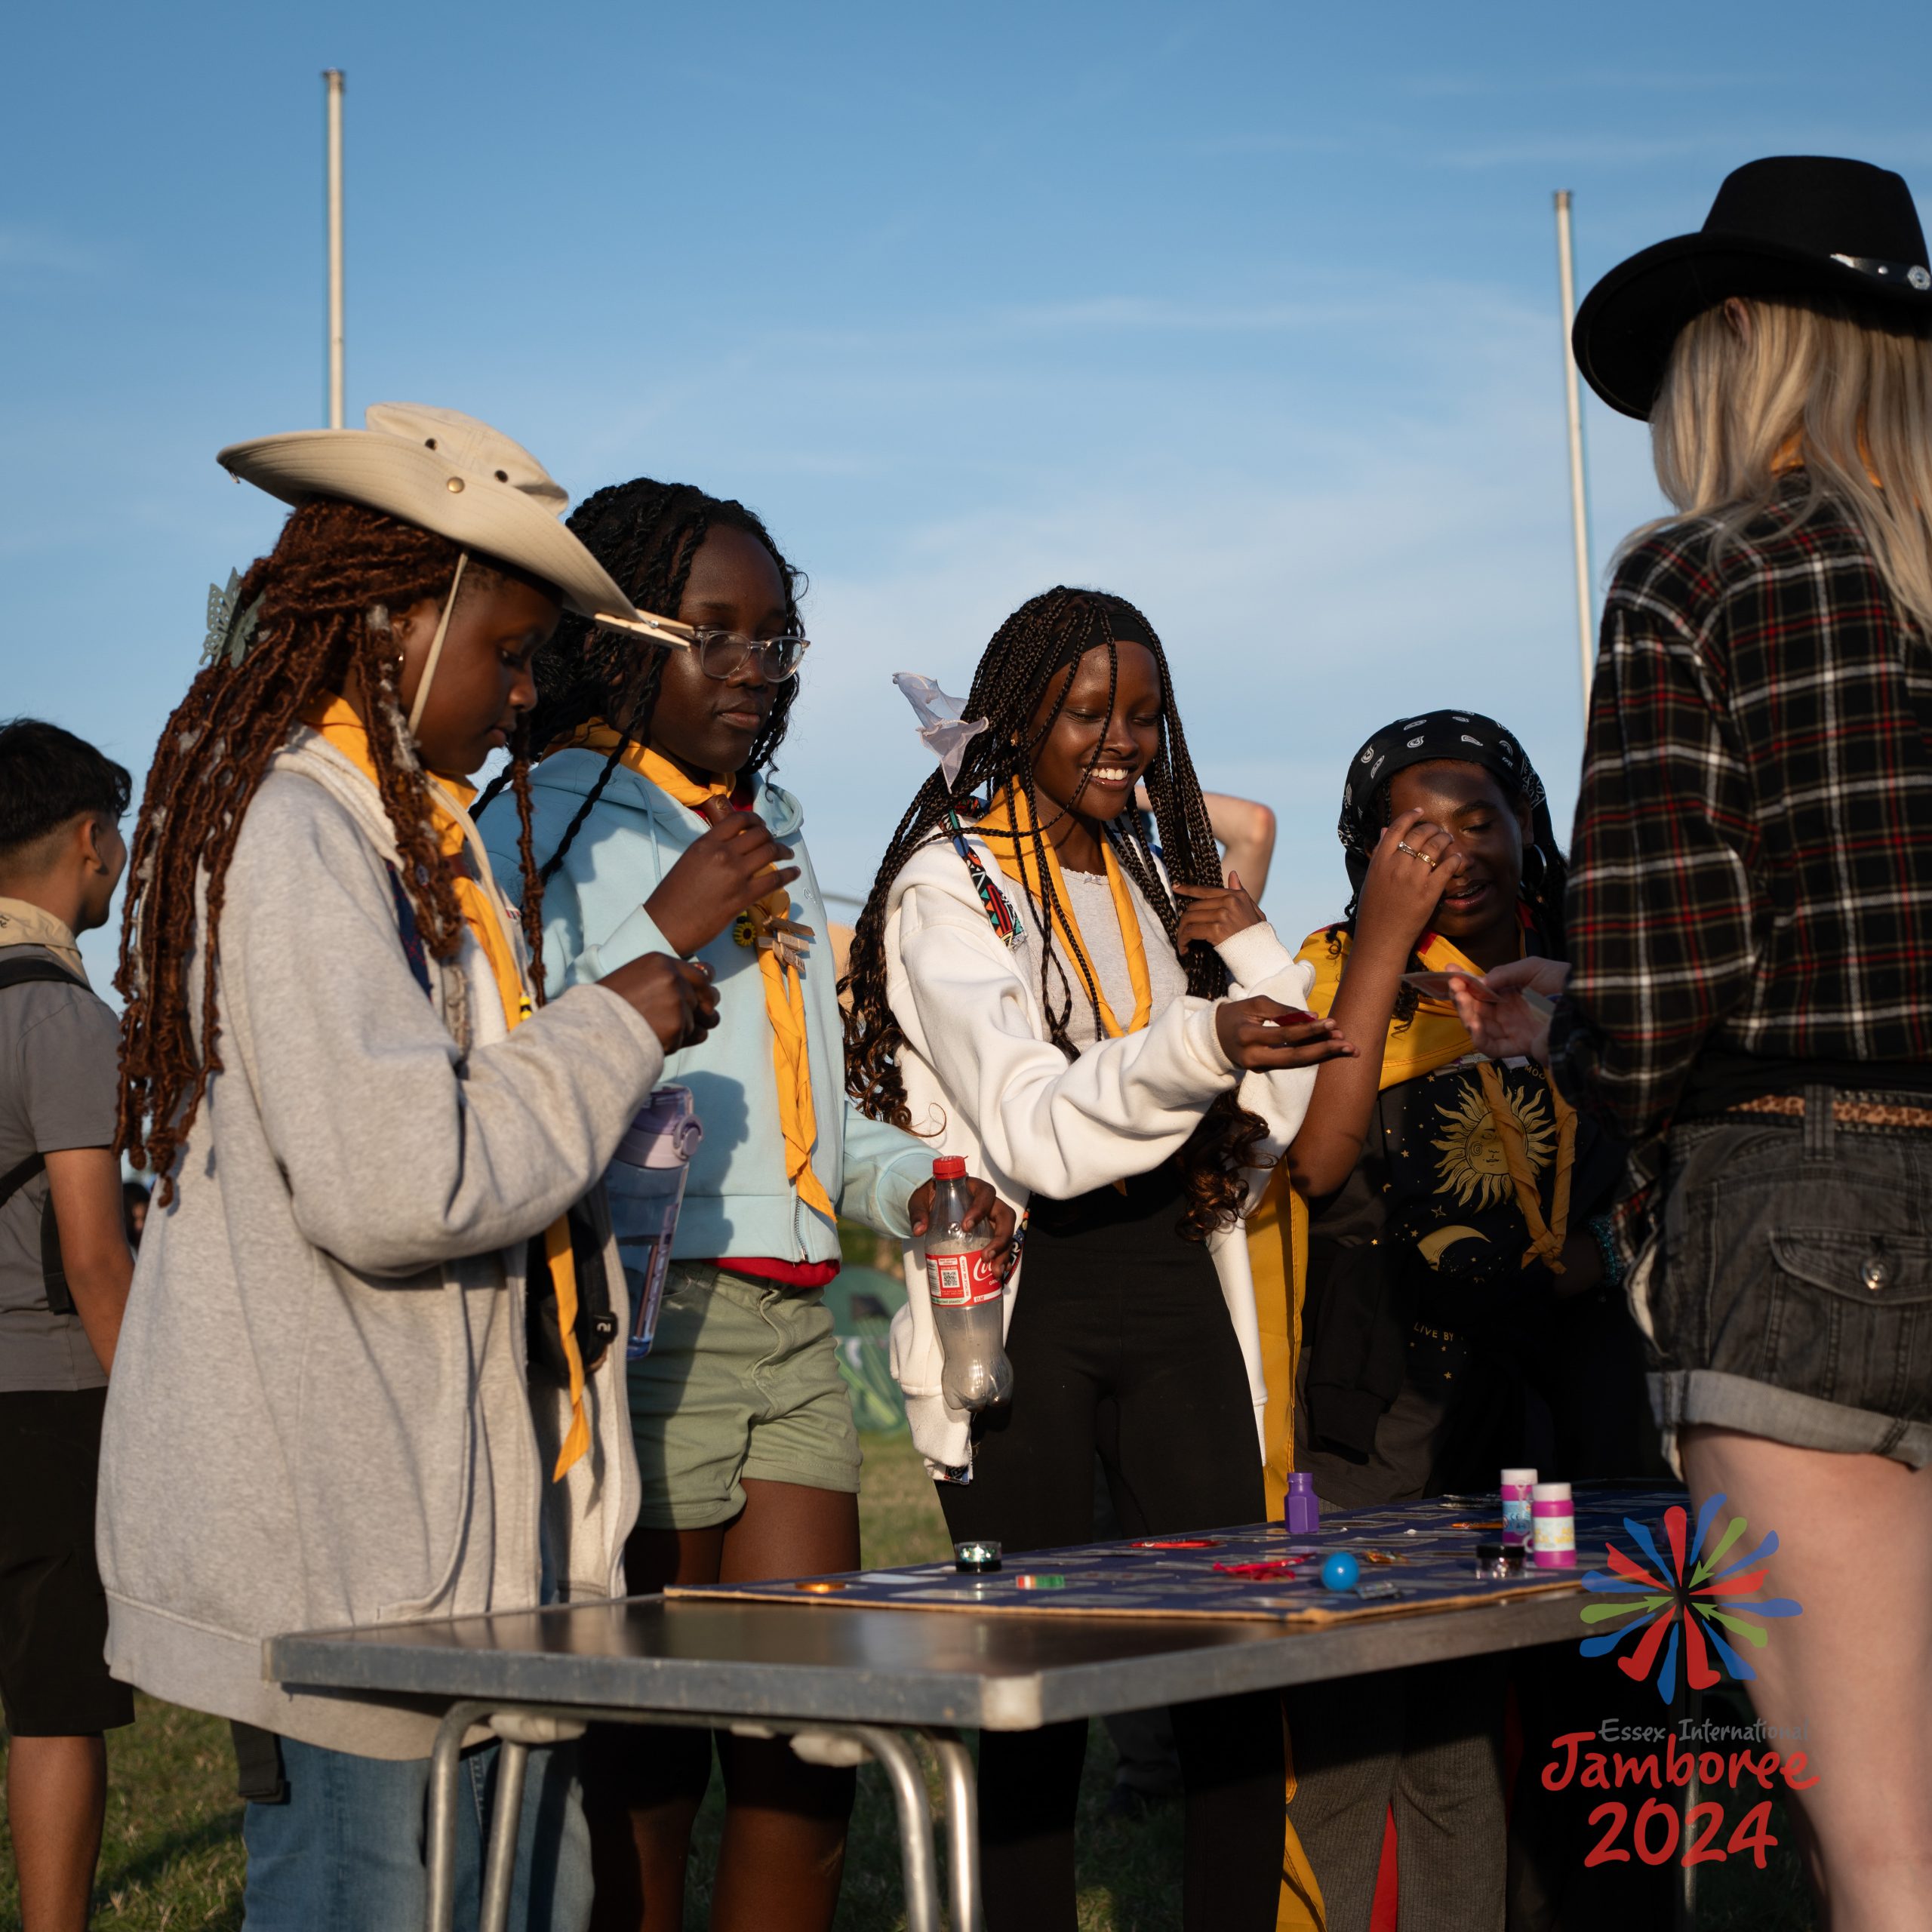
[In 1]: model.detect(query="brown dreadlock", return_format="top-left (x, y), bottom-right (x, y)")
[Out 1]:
top-left (844, 586), bottom-right (1268, 1241)
top-left (116, 497), bottom-right (549, 1199)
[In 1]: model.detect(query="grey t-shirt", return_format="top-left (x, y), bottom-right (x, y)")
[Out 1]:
top-left (0, 946), bottom-right (116, 1390)
top-left (1035, 866), bottom-right (1191, 1054)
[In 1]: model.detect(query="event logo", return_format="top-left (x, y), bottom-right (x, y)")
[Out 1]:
top-left (1577, 1494), bottom-right (1801, 1701)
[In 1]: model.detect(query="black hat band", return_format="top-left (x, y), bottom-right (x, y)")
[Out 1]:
top-left (1829, 254), bottom-right (1932, 292)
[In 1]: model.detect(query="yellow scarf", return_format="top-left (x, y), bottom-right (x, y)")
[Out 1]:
top-left (303, 697), bottom-right (591, 1481)
top-left (974, 786), bottom-right (1153, 1037)
top-left (561, 723), bottom-right (835, 1221)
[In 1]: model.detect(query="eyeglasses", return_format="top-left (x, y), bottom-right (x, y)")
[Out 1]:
top-left (686, 628), bottom-right (810, 682)
top-left (594, 609), bottom-right (810, 682)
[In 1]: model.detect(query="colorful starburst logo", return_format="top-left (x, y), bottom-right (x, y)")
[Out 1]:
top-left (1578, 1494), bottom-right (1801, 1702)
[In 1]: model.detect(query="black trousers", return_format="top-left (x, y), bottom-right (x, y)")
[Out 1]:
top-left (939, 1172), bottom-right (1283, 1932)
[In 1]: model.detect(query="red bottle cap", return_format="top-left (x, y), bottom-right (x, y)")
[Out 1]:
top-left (933, 1155), bottom-right (967, 1178)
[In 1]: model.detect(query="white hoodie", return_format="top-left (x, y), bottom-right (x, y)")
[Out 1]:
top-left (880, 835), bottom-right (1318, 1472)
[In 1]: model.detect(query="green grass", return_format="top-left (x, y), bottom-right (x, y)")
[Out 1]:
top-left (61, 1697), bottom-right (244, 1930)
top-left (0, 1432), bottom-right (1814, 1928)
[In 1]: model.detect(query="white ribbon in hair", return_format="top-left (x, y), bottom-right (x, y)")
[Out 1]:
top-left (406, 552), bottom-right (469, 737)
top-left (893, 672), bottom-right (988, 789)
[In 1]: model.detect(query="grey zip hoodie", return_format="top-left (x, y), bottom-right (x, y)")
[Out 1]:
top-left (97, 732), bottom-right (662, 1758)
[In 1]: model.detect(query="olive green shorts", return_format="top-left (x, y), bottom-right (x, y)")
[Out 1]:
top-left (627, 1260), bottom-right (862, 1530)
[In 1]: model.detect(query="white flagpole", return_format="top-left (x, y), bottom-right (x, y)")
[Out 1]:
top-left (1555, 190), bottom-right (1594, 715)
top-left (325, 69), bottom-right (346, 429)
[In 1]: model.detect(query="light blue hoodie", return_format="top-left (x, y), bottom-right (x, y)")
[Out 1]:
top-left (481, 749), bottom-right (928, 1265)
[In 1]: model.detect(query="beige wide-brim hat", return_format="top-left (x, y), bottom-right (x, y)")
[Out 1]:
top-left (217, 402), bottom-right (641, 623)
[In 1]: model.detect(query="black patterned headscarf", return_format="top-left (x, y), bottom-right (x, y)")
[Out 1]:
top-left (1337, 709), bottom-right (1557, 899)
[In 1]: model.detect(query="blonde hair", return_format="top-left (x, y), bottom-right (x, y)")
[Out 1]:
top-left (1645, 297), bottom-right (1932, 635)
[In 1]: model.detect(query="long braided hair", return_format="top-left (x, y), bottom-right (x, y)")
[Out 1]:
top-left (478, 479), bottom-right (802, 878)
top-left (844, 586), bottom-right (1267, 1241)
top-left (116, 498), bottom-right (550, 1198)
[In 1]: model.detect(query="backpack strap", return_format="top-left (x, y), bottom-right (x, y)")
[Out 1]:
top-left (0, 953), bottom-right (90, 1318)
top-left (0, 1149), bottom-right (45, 1217)
top-left (0, 955), bottom-right (85, 995)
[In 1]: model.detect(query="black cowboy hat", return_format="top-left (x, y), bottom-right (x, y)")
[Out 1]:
top-left (1574, 155), bottom-right (1932, 420)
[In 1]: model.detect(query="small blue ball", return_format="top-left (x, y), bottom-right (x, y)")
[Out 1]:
top-left (1321, 1552), bottom-right (1361, 1592)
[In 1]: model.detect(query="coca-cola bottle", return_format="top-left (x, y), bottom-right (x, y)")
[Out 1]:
top-left (924, 1155), bottom-right (1014, 1412)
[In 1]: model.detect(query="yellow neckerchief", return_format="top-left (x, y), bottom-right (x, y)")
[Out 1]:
top-left (1477, 1056), bottom-right (1576, 1271)
top-left (974, 785), bottom-right (1152, 1037)
top-left (559, 721), bottom-right (835, 1221)
top-left (302, 697), bottom-right (592, 1481)
top-left (0, 898), bottom-right (86, 980)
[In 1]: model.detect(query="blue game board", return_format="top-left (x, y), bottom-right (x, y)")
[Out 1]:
top-left (669, 1486), bottom-right (1686, 1626)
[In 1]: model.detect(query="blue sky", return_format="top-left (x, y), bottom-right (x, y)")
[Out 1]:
top-left (6, 0), bottom-right (1928, 988)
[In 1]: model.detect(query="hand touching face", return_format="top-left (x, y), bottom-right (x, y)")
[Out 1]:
top-left (1383, 762), bottom-right (1531, 964)
top-left (1352, 806), bottom-right (1466, 958)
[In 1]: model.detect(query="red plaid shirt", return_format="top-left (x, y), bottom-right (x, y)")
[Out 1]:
top-left (1552, 473), bottom-right (1932, 1235)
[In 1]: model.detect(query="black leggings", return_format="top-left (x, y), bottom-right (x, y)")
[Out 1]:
top-left (939, 1172), bottom-right (1284, 1932)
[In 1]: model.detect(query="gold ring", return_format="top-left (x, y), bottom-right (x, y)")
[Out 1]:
top-left (1395, 840), bottom-right (1438, 868)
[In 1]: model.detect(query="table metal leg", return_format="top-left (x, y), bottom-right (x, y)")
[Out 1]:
top-left (847, 1725), bottom-right (943, 1932)
top-left (927, 1729), bottom-right (983, 1932)
top-left (420, 1700), bottom-right (955, 1932)
top-left (1675, 1682), bottom-right (1703, 1932)
top-left (426, 1702), bottom-right (491, 1932)
top-left (477, 1736), bottom-right (531, 1932)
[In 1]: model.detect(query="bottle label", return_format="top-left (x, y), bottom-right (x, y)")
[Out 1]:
top-left (928, 1246), bottom-right (1003, 1307)
top-left (1532, 1512), bottom-right (1576, 1553)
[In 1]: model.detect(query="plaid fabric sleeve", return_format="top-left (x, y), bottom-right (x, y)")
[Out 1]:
top-left (1550, 552), bottom-right (1761, 1146)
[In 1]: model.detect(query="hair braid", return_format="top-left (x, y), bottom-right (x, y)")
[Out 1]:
top-left (844, 586), bottom-right (1266, 1241)
top-left (533, 649), bottom-right (669, 887)
top-left (116, 498), bottom-right (528, 1198)
top-left (507, 718), bottom-right (547, 1005)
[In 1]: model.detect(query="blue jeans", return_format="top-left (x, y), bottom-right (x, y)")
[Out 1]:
top-left (241, 1734), bottom-right (592, 1932)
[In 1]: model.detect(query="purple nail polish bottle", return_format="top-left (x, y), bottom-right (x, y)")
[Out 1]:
top-left (1284, 1471), bottom-right (1320, 1535)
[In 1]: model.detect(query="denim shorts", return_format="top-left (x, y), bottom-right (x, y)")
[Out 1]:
top-left (626, 1261), bottom-right (861, 1530)
top-left (1644, 1091), bottom-right (1932, 1466)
